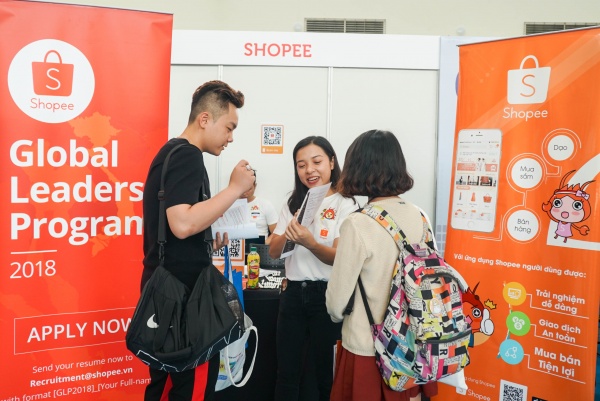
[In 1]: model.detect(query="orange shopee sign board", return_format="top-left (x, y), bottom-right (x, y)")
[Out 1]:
top-left (0, 1), bottom-right (172, 399)
top-left (172, 30), bottom-right (440, 69)
top-left (438, 28), bottom-right (600, 401)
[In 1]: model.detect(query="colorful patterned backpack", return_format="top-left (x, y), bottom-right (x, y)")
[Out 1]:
top-left (355, 204), bottom-right (471, 391)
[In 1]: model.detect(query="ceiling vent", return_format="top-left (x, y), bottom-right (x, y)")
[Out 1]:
top-left (525, 22), bottom-right (599, 35)
top-left (305, 18), bottom-right (385, 34)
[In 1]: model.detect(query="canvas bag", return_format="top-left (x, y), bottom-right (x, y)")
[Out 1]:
top-left (349, 204), bottom-right (471, 392)
top-left (216, 246), bottom-right (258, 391)
top-left (126, 144), bottom-right (245, 372)
top-left (216, 314), bottom-right (258, 390)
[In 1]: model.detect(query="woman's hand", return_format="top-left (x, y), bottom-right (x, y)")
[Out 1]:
top-left (285, 214), bottom-right (317, 250)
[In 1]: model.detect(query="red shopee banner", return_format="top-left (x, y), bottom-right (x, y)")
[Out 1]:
top-left (0, 1), bottom-right (172, 399)
top-left (438, 28), bottom-right (600, 401)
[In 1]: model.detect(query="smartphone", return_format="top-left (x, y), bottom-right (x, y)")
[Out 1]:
top-left (450, 129), bottom-right (502, 232)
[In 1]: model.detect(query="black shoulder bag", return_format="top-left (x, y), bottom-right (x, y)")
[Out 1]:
top-left (126, 144), bottom-right (245, 372)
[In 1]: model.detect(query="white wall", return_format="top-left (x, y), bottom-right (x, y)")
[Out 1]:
top-left (36, 0), bottom-right (600, 38)
top-left (169, 31), bottom-right (440, 222)
top-left (33, 0), bottom-right (600, 222)
top-left (328, 68), bottom-right (438, 217)
top-left (169, 64), bottom-right (331, 214)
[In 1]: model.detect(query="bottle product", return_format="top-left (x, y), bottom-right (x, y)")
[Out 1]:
top-left (242, 264), bottom-right (248, 289)
top-left (247, 246), bottom-right (260, 289)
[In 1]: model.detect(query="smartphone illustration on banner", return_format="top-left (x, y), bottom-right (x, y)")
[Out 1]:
top-left (450, 129), bottom-right (502, 233)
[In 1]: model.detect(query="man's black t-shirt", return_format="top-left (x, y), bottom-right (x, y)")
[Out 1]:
top-left (141, 138), bottom-right (212, 290)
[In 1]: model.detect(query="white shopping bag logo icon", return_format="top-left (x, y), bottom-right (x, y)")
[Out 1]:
top-left (507, 55), bottom-right (551, 104)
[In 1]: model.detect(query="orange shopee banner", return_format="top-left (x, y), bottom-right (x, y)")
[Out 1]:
top-left (0, 1), bottom-right (172, 399)
top-left (438, 28), bottom-right (600, 401)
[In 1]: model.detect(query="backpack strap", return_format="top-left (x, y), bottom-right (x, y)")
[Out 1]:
top-left (157, 143), bottom-right (212, 263)
top-left (359, 203), bottom-right (436, 255)
top-left (357, 277), bottom-right (375, 326)
top-left (158, 143), bottom-right (186, 265)
top-left (343, 203), bottom-right (436, 319)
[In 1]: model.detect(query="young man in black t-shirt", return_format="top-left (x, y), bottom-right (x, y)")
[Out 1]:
top-left (141, 80), bottom-right (255, 401)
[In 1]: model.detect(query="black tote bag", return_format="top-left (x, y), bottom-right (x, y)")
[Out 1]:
top-left (126, 143), bottom-right (245, 372)
top-left (126, 263), bottom-right (244, 372)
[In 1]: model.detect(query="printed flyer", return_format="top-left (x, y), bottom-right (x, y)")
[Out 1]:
top-left (438, 28), bottom-right (600, 401)
top-left (0, 2), bottom-right (172, 399)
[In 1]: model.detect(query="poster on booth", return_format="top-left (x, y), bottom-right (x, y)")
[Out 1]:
top-left (260, 124), bottom-right (284, 154)
top-left (437, 28), bottom-right (600, 401)
top-left (0, 2), bottom-right (172, 400)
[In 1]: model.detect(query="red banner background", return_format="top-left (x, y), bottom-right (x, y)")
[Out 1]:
top-left (0, 2), bottom-right (172, 399)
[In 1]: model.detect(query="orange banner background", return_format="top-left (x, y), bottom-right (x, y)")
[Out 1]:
top-left (0, 1), bottom-right (172, 399)
top-left (437, 28), bottom-right (600, 401)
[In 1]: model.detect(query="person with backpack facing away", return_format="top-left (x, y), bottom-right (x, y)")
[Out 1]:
top-left (140, 80), bottom-right (255, 401)
top-left (326, 130), bottom-right (438, 401)
top-left (269, 136), bottom-right (357, 401)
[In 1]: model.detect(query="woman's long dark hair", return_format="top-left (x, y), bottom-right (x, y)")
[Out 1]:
top-left (287, 136), bottom-right (343, 214)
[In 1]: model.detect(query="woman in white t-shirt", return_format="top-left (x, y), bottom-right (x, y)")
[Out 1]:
top-left (269, 136), bottom-right (357, 401)
top-left (240, 176), bottom-right (278, 244)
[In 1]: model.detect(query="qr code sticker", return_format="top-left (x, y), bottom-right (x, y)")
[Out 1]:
top-left (500, 379), bottom-right (527, 401)
top-left (228, 239), bottom-right (242, 259)
top-left (262, 125), bottom-right (283, 146)
top-left (212, 239), bottom-right (242, 260)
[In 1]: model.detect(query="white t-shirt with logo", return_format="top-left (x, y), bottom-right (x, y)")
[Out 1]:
top-left (248, 197), bottom-right (278, 237)
top-left (273, 192), bottom-right (357, 281)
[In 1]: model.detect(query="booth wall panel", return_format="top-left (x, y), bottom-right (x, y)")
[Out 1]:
top-left (329, 68), bottom-right (439, 221)
top-left (170, 65), bottom-right (222, 195)
top-left (167, 65), bottom-right (438, 225)
top-left (218, 65), bottom-right (330, 214)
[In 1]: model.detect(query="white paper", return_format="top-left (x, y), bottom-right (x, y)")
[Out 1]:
top-left (212, 199), bottom-right (259, 240)
top-left (281, 183), bottom-right (331, 258)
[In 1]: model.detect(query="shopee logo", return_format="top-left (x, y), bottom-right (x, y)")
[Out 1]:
top-left (32, 50), bottom-right (74, 96)
top-left (507, 55), bottom-right (551, 105)
top-left (8, 39), bottom-right (95, 124)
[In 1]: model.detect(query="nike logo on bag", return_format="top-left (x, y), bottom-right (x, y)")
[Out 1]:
top-left (147, 314), bottom-right (159, 329)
